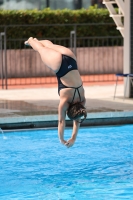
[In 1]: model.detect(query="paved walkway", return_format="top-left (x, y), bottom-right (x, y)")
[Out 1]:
top-left (0, 83), bottom-right (133, 119)
top-left (0, 82), bottom-right (133, 129)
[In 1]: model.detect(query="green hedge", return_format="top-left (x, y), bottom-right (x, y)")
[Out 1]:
top-left (0, 7), bottom-right (123, 49)
top-left (0, 6), bottom-right (121, 39)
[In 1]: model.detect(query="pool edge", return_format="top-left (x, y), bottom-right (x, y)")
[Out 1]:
top-left (0, 111), bottom-right (133, 130)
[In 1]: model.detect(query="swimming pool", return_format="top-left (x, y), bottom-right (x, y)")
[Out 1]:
top-left (0, 125), bottom-right (133, 200)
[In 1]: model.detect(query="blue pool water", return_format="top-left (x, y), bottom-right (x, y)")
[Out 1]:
top-left (0, 125), bottom-right (133, 200)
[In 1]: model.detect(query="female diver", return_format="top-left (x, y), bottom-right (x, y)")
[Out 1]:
top-left (25, 37), bottom-right (87, 148)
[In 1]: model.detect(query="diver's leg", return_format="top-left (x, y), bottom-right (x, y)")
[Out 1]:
top-left (25, 37), bottom-right (62, 72)
top-left (34, 38), bottom-right (76, 60)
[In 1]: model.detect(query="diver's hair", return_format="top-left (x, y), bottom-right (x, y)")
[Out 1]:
top-left (67, 102), bottom-right (87, 123)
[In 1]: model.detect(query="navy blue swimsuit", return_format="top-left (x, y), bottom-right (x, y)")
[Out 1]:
top-left (56, 54), bottom-right (82, 103)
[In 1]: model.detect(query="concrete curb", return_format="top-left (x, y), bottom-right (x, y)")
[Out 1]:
top-left (0, 111), bottom-right (133, 130)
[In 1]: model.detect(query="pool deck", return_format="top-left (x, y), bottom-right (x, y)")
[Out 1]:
top-left (0, 83), bottom-right (133, 129)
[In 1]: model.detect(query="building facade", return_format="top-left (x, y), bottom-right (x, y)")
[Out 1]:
top-left (0, 0), bottom-right (92, 10)
top-left (0, 0), bottom-right (104, 10)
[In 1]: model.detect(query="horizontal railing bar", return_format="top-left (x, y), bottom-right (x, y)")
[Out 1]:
top-left (0, 23), bottom-right (116, 28)
top-left (6, 36), bottom-right (122, 40)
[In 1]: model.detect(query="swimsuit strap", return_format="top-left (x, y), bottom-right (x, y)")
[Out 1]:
top-left (77, 87), bottom-right (82, 102)
top-left (70, 84), bottom-right (82, 104)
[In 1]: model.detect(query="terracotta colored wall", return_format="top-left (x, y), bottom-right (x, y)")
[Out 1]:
top-left (0, 46), bottom-right (123, 78)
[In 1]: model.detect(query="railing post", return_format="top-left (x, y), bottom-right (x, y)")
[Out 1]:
top-left (4, 28), bottom-right (7, 90)
top-left (70, 26), bottom-right (77, 56)
top-left (0, 31), bottom-right (7, 89)
top-left (0, 32), bottom-right (4, 89)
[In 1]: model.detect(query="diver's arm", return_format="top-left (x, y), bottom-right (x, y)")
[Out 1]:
top-left (65, 120), bottom-right (80, 148)
top-left (65, 98), bottom-right (86, 148)
top-left (58, 100), bottom-right (68, 145)
top-left (72, 120), bottom-right (80, 140)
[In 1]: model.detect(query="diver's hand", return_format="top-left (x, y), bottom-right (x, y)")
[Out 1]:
top-left (65, 138), bottom-right (75, 148)
top-left (60, 139), bottom-right (67, 145)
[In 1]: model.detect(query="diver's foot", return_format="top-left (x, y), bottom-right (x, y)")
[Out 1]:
top-left (33, 38), bottom-right (38, 41)
top-left (24, 41), bottom-right (30, 46)
top-left (24, 37), bottom-right (34, 46)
